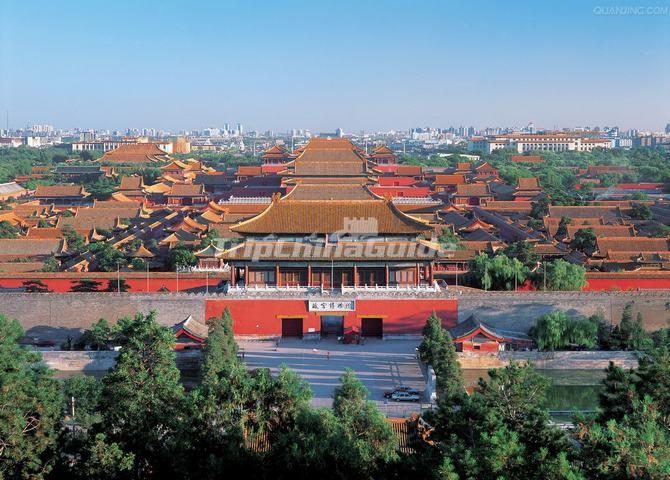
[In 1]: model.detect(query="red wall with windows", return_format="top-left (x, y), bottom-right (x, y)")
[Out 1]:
top-left (205, 298), bottom-right (458, 336)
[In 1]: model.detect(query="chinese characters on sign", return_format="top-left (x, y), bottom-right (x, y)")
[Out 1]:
top-left (308, 300), bottom-right (356, 312)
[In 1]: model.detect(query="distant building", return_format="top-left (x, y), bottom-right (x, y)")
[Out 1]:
top-left (0, 137), bottom-right (22, 148)
top-left (468, 134), bottom-right (612, 153)
top-left (0, 182), bottom-right (27, 201)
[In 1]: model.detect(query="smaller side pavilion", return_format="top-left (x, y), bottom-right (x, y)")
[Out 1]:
top-left (448, 314), bottom-right (533, 352)
top-left (172, 315), bottom-right (208, 350)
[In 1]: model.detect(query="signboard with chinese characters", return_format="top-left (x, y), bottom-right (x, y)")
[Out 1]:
top-left (308, 300), bottom-right (356, 312)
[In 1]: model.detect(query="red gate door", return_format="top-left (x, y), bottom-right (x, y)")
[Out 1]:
top-left (361, 318), bottom-right (383, 338)
top-left (281, 318), bottom-right (303, 338)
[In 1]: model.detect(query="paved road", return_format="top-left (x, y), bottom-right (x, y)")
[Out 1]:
top-left (239, 338), bottom-right (427, 414)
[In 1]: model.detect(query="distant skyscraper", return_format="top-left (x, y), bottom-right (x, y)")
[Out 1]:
top-left (237, 123), bottom-right (243, 135)
top-left (665, 123), bottom-right (670, 134)
top-left (335, 127), bottom-right (343, 138)
top-left (224, 123), bottom-right (230, 134)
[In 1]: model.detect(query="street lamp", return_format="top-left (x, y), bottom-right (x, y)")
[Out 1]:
top-left (116, 260), bottom-right (122, 294)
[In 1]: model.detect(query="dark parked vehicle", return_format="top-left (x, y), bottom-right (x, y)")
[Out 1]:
top-left (383, 385), bottom-right (420, 398)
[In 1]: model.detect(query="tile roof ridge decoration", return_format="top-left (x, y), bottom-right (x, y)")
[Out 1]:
top-left (194, 243), bottom-right (224, 258)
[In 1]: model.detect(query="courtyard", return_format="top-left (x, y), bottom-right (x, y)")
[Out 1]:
top-left (238, 337), bottom-right (430, 415)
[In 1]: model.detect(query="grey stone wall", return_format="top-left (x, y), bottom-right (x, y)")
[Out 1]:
top-left (0, 293), bottom-right (205, 343)
top-left (456, 291), bottom-right (670, 332)
top-left (1, 290), bottom-right (668, 344)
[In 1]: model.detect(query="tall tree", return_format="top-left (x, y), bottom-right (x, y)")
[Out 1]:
top-left (201, 307), bottom-right (238, 389)
top-left (97, 312), bottom-right (185, 478)
top-left (0, 315), bottom-right (62, 479)
top-left (503, 241), bottom-right (539, 269)
top-left (569, 228), bottom-right (597, 254)
top-left (331, 369), bottom-right (398, 477)
top-left (576, 396), bottom-right (670, 479)
top-left (545, 259), bottom-right (587, 291)
top-left (0, 220), bottom-right (20, 238)
top-left (598, 362), bottom-right (636, 422)
top-left (433, 362), bottom-right (579, 479)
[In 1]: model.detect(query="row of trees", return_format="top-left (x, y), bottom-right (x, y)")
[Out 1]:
top-left (0, 311), bottom-right (400, 479)
top-left (3, 308), bottom-right (670, 479)
top-left (466, 245), bottom-right (587, 291)
top-left (530, 303), bottom-right (653, 352)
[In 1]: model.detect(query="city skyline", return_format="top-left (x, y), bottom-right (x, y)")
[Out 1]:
top-left (1, 0), bottom-right (669, 131)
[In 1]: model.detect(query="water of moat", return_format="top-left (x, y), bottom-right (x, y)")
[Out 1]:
top-left (56, 368), bottom-right (606, 420)
top-left (464, 369), bottom-right (605, 420)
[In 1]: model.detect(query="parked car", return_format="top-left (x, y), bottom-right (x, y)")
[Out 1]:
top-left (391, 391), bottom-right (420, 402)
top-left (383, 385), bottom-right (420, 398)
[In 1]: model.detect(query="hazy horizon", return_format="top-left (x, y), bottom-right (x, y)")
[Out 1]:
top-left (1, 0), bottom-right (669, 132)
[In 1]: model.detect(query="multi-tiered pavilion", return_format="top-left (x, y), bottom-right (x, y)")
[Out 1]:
top-left (201, 138), bottom-right (457, 338)
top-left (208, 138), bottom-right (440, 289)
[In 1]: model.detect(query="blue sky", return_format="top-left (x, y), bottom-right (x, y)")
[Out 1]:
top-left (1, 0), bottom-right (669, 132)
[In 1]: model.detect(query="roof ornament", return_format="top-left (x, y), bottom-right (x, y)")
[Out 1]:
top-left (271, 192), bottom-right (281, 203)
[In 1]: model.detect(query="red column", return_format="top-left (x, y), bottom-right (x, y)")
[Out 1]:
top-left (353, 264), bottom-right (358, 287)
top-left (307, 264), bottom-right (312, 287)
top-left (415, 264), bottom-right (420, 286)
top-left (244, 265), bottom-right (249, 286)
top-left (230, 263), bottom-right (236, 286)
top-left (385, 265), bottom-right (389, 286)
top-left (276, 265), bottom-right (280, 287)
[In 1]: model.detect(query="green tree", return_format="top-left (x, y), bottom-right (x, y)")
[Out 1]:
top-left (545, 259), bottom-right (587, 291)
top-left (331, 369), bottom-right (398, 477)
top-left (40, 255), bottom-right (59, 272)
top-left (598, 362), bottom-right (636, 422)
top-left (630, 203), bottom-right (652, 220)
top-left (531, 311), bottom-right (568, 350)
top-left (569, 228), bottom-right (597, 254)
top-left (77, 319), bottom-right (112, 350)
top-left (130, 258), bottom-right (145, 270)
top-left (437, 228), bottom-right (464, 251)
top-left (73, 433), bottom-right (135, 480)
top-left (556, 216), bottom-right (572, 237)
top-left (0, 220), bottom-right (20, 238)
top-left (418, 312), bottom-right (464, 397)
top-left (61, 225), bottom-right (86, 254)
top-left (468, 253), bottom-right (528, 291)
top-left (89, 242), bottom-right (127, 272)
top-left (576, 396), bottom-right (670, 479)
top-left (62, 375), bottom-right (102, 424)
top-left (0, 315), bottom-right (62, 479)
top-left (97, 312), bottom-right (185, 478)
top-left (611, 303), bottom-right (651, 351)
top-left (530, 197), bottom-right (550, 219)
top-left (169, 244), bottom-right (197, 270)
top-left (636, 344), bottom-right (670, 421)
top-left (201, 308), bottom-right (238, 389)
top-left (418, 311), bottom-right (444, 365)
top-left (503, 241), bottom-right (539, 269)
top-left (434, 362), bottom-right (580, 479)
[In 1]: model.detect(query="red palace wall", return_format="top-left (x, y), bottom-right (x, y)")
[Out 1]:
top-left (583, 278), bottom-right (670, 291)
top-left (205, 298), bottom-right (458, 336)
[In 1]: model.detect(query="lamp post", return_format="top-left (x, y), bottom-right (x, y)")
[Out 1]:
top-left (146, 261), bottom-right (149, 293)
top-left (176, 264), bottom-right (179, 293)
top-left (116, 260), bottom-right (121, 294)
